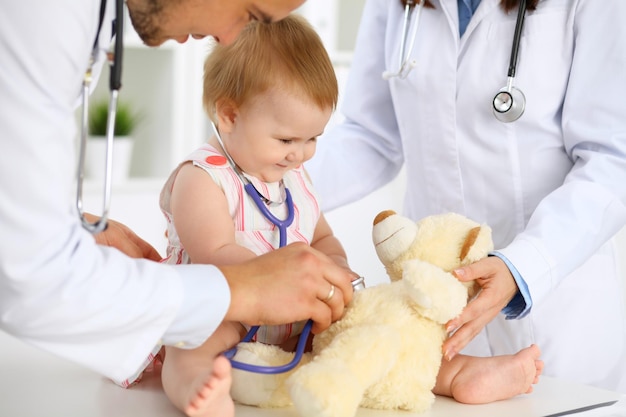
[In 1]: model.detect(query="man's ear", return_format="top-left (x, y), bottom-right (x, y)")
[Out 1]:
top-left (215, 99), bottom-right (238, 133)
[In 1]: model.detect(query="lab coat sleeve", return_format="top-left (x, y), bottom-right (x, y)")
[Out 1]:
top-left (307, 0), bottom-right (405, 211)
top-left (499, 0), bottom-right (626, 306)
top-left (0, 1), bottom-right (229, 383)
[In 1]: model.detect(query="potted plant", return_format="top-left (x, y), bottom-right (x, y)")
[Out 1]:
top-left (85, 99), bottom-right (140, 182)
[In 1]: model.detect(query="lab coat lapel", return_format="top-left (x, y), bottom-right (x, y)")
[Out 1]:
top-left (437, 0), bottom-right (501, 47)
top-left (436, 0), bottom-right (460, 39)
top-left (460, 0), bottom-right (500, 45)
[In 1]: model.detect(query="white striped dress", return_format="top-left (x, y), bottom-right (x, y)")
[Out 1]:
top-left (160, 144), bottom-right (321, 344)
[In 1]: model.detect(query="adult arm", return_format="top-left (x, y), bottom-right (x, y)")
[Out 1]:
top-left (306, 0), bottom-right (405, 211)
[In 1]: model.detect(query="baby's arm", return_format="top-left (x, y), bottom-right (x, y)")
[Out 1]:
top-left (310, 213), bottom-right (351, 271)
top-left (170, 162), bottom-right (257, 265)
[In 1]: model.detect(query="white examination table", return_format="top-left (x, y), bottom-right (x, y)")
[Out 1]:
top-left (1, 330), bottom-right (624, 417)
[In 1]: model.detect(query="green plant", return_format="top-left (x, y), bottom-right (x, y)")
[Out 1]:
top-left (88, 100), bottom-right (140, 137)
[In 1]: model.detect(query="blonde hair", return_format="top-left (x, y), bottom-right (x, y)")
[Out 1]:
top-left (202, 14), bottom-right (338, 123)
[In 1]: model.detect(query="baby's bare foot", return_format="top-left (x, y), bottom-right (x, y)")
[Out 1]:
top-left (184, 355), bottom-right (234, 417)
top-left (451, 344), bottom-right (543, 404)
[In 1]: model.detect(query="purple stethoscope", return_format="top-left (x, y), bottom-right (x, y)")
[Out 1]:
top-left (210, 121), bottom-right (295, 248)
top-left (211, 122), bottom-right (365, 373)
top-left (211, 121), bottom-right (311, 373)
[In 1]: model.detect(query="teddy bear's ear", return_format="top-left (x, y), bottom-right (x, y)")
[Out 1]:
top-left (460, 226), bottom-right (481, 261)
top-left (373, 210), bottom-right (397, 226)
top-left (459, 224), bottom-right (494, 263)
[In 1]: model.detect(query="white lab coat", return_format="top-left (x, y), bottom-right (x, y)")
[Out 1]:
top-left (0, 1), bottom-right (229, 382)
top-left (308, 0), bottom-right (626, 392)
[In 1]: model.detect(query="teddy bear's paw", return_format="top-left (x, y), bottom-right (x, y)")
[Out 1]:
top-left (230, 343), bottom-right (294, 407)
top-left (402, 259), bottom-right (469, 323)
top-left (288, 359), bottom-right (362, 417)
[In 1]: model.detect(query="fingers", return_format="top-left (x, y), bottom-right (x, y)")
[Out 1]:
top-left (308, 299), bottom-right (333, 334)
top-left (307, 284), bottom-right (336, 334)
top-left (443, 298), bottom-right (498, 360)
top-left (453, 258), bottom-right (495, 283)
top-left (87, 213), bottom-right (163, 261)
top-left (444, 257), bottom-right (519, 359)
top-left (291, 245), bottom-right (353, 332)
top-left (131, 234), bottom-right (162, 261)
top-left (318, 281), bottom-right (349, 330)
top-left (221, 242), bottom-right (354, 333)
top-left (321, 284), bottom-right (335, 302)
top-left (101, 224), bottom-right (162, 260)
top-left (318, 261), bottom-right (355, 306)
top-left (107, 219), bottom-right (162, 260)
top-left (289, 243), bottom-right (354, 323)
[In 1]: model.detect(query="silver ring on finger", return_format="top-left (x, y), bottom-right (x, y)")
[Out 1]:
top-left (323, 284), bottom-right (335, 302)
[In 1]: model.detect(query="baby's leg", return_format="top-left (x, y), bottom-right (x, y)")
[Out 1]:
top-left (434, 344), bottom-right (543, 404)
top-left (161, 321), bottom-right (244, 417)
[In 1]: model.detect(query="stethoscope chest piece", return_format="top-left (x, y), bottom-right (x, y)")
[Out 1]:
top-left (492, 85), bottom-right (526, 123)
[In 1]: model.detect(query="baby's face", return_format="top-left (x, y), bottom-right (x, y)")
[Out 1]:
top-left (225, 88), bottom-right (332, 183)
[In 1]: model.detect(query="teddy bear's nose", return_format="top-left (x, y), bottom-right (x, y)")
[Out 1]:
top-left (373, 210), bottom-right (397, 225)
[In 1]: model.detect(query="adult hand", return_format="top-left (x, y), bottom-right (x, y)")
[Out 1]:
top-left (84, 213), bottom-right (162, 261)
top-left (219, 242), bottom-right (355, 334)
top-left (442, 256), bottom-right (518, 361)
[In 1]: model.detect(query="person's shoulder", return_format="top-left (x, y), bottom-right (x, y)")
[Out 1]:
top-left (187, 145), bottom-right (229, 169)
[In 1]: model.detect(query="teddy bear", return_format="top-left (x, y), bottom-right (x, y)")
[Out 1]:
top-left (229, 210), bottom-right (494, 417)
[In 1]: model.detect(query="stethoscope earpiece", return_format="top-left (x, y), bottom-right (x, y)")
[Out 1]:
top-left (382, 0), bottom-right (424, 80)
top-left (492, 85), bottom-right (526, 123)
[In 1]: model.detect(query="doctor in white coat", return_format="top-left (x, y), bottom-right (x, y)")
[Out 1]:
top-left (307, 0), bottom-right (626, 393)
top-left (0, 0), bottom-right (354, 387)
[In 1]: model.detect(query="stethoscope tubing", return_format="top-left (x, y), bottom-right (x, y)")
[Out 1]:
top-left (76, 0), bottom-right (124, 234)
top-left (244, 182), bottom-right (294, 248)
top-left (225, 320), bottom-right (313, 374)
top-left (226, 184), bottom-right (297, 372)
top-left (507, 0), bottom-right (527, 78)
top-left (211, 121), bottom-right (305, 373)
top-left (225, 185), bottom-right (302, 373)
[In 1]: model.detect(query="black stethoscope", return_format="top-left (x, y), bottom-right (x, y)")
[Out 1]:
top-left (492, 0), bottom-right (527, 122)
top-left (384, 0), bottom-right (527, 123)
top-left (76, 0), bottom-right (124, 234)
